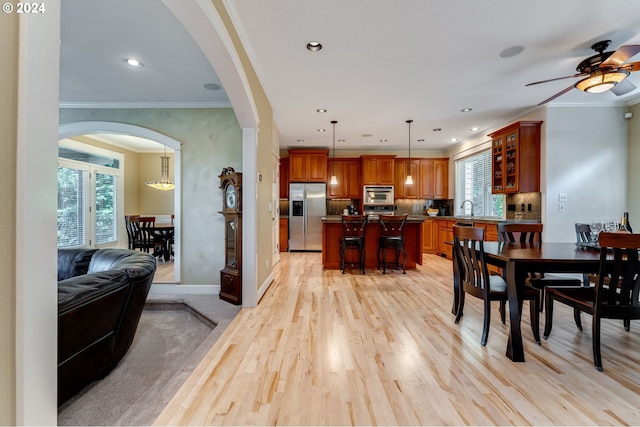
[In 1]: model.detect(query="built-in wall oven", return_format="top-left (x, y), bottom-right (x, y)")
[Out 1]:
top-left (363, 185), bottom-right (394, 205)
top-left (363, 185), bottom-right (394, 217)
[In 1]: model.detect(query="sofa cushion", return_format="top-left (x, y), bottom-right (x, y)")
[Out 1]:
top-left (88, 248), bottom-right (156, 279)
top-left (58, 248), bottom-right (98, 281)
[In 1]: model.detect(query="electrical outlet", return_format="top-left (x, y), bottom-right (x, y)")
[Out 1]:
top-left (558, 193), bottom-right (568, 202)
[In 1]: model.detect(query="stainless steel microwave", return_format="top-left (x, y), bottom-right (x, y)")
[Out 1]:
top-left (363, 185), bottom-right (394, 205)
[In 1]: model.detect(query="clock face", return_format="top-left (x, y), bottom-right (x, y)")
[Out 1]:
top-left (225, 185), bottom-right (236, 209)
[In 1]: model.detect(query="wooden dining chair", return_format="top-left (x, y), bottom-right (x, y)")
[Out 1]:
top-left (452, 225), bottom-right (541, 346)
top-left (544, 232), bottom-right (640, 371)
top-left (132, 216), bottom-right (167, 259)
top-left (124, 215), bottom-right (140, 250)
top-left (498, 223), bottom-right (583, 310)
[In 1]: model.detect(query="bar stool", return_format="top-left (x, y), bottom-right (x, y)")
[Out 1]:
top-left (377, 214), bottom-right (407, 274)
top-left (340, 215), bottom-right (368, 274)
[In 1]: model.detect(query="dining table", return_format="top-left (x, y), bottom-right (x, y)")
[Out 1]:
top-left (151, 223), bottom-right (174, 261)
top-left (453, 241), bottom-right (603, 362)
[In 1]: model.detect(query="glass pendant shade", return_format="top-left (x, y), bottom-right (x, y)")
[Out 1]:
top-left (330, 120), bottom-right (338, 185)
top-left (145, 148), bottom-right (175, 191)
top-left (575, 70), bottom-right (629, 93)
top-left (406, 119), bottom-right (413, 185)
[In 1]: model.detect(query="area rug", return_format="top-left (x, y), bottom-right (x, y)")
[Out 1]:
top-left (57, 294), bottom-right (241, 426)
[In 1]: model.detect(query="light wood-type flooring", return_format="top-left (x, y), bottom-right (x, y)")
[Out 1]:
top-left (154, 253), bottom-right (640, 426)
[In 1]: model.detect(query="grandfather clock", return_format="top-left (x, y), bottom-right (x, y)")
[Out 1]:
top-left (219, 167), bottom-right (242, 305)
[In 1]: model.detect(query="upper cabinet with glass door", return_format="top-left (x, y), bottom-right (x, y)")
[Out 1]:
top-left (489, 121), bottom-right (542, 194)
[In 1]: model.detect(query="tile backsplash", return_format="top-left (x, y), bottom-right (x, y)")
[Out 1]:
top-left (505, 192), bottom-right (541, 221)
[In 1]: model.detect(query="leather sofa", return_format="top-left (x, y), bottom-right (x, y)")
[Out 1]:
top-left (57, 248), bottom-right (156, 404)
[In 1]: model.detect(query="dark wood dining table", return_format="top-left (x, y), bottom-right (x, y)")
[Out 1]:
top-left (151, 223), bottom-right (174, 261)
top-left (453, 241), bottom-right (602, 362)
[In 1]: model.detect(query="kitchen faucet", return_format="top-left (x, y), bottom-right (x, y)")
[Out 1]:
top-left (460, 199), bottom-right (474, 217)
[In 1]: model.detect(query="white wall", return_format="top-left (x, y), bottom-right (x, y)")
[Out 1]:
top-left (627, 103), bottom-right (640, 229)
top-left (543, 106), bottom-right (627, 242)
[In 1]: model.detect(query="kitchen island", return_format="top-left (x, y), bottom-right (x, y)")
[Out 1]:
top-left (321, 215), bottom-right (425, 270)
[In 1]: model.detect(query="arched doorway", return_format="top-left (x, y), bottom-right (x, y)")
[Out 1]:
top-left (59, 121), bottom-right (182, 283)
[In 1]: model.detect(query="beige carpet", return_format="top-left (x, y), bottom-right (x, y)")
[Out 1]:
top-left (57, 294), bottom-right (241, 426)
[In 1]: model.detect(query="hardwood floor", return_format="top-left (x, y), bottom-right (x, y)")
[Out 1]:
top-left (153, 260), bottom-right (174, 283)
top-left (154, 253), bottom-right (640, 425)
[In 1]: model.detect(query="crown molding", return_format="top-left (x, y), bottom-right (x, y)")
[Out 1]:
top-left (59, 101), bottom-right (233, 109)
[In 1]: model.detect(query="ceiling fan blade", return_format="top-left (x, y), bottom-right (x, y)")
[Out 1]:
top-left (619, 61), bottom-right (640, 72)
top-left (537, 85), bottom-right (575, 105)
top-left (525, 73), bottom-right (585, 86)
top-left (601, 45), bottom-right (640, 68)
top-left (611, 79), bottom-right (637, 96)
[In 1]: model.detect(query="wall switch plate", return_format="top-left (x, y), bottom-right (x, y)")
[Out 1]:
top-left (559, 202), bottom-right (566, 212)
top-left (527, 204), bottom-right (532, 212)
top-left (558, 192), bottom-right (568, 202)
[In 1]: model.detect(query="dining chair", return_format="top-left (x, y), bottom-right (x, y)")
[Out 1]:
top-left (452, 225), bottom-right (541, 346)
top-left (576, 223), bottom-right (601, 286)
top-left (124, 215), bottom-right (140, 250)
top-left (340, 215), bottom-right (368, 274)
top-left (498, 223), bottom-right (583, 310)
top-left (133, 216), bottom-right (167, 259)
top-left (543, 232), bottom-right (640, 371)
top-left (377, 214), bottom-right (407, 274)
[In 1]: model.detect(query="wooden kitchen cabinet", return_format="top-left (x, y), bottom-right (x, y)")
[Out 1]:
top-left (361, 155), bottom-right (395, 185)
top-left (327, 158), bottom-right (360, 199)
top-left (489, 121), bottom-right (541, 194)
top-left (279, 158), bottom-right (289, 199)
top-left (394, 158), bottom-right (419, 199)
top-left (422, 219), bottom-right (436, 253)
top-left (279, 217), bottom-right (289, 252)
top-left (419, 158), bottom-right (449, 199)
top-left (289, 149), bottom-right (328, 182)
top-left (437, 220), bottom-right (455, 259)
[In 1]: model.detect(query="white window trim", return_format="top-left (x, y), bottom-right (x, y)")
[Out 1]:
top-left (58, 139), bottom-right (125, 247)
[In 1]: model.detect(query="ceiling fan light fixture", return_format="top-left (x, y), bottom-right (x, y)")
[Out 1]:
top-left (575, 70), bottom-right (629, 93)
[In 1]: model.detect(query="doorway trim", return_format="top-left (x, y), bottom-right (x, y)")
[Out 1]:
top-left (59, 121), bottom-right (182, 283)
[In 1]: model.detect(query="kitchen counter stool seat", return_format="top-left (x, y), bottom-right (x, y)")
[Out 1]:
top-left (340, 215), bottom-right (368, 274)
top-left (377, 214), bottom-right (407, 274)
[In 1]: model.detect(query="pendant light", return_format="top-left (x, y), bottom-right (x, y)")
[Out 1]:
top-left (405, 119), bottom-right (414, 185)
top-left (145, 146), bottom-right (175, 191)
top-left (329, 120), bottom-right (338, 185)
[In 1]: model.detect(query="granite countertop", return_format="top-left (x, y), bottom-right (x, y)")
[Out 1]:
top-left (321, 215), bottom-right (426, 223)
top-left (426, 215), bottom-right (540, 224)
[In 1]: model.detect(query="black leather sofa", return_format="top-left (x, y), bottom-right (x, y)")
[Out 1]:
top-left (57, 248), bottom-right (156, 404)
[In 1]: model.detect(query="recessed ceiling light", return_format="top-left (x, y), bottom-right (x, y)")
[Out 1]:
top-left (432, 128), bottom-right (442, 132)
top-left (450, 138), bottom-right (458, 142)
top-left (203, 83), bottom-right (221, 91)
top-left (418, 139), bottom-right (425, 142)
top-left (380, 139), bottom-right (388, 142)
top-left (460, 108), bottom-right (472, 112)
top-left (338, 139), bottom-right (346, 142)
top-left (307, 41), bottom-right (323, 52)
top-left (470, 127), bottom-right (479, 131)
top-left (317, 128), bottom-right (326, 132)
top-left (297, 139), bottom-right (304, 143)
top-left (125, 58), bottom-right (143, 68)
top-left (316, 108), bottom-right (327, 113)
top-left (499, 45), bottom-right (525, 58)
top-left (361, 134), bottom-right (372, 138)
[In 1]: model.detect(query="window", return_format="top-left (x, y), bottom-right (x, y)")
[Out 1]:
top-left (455, 150), bottom-right (503, 217)
top-left (57, 140), bottom-right (124, 248)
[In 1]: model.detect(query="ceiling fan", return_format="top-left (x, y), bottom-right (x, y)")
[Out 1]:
top-left (526, 40), bottom-right (640, 105)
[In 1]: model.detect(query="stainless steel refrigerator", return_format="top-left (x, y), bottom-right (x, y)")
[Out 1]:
top-left (289, 183), bottom-right (326, 251)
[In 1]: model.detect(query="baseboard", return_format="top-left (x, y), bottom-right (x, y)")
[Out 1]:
top-left (257, 272), bottom-right (274, 304)
top-left (149, 284), bottom-right (220, 295)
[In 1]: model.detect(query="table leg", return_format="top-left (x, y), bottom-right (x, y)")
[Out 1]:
top-left (505, 261), bottom-right (525, 362)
